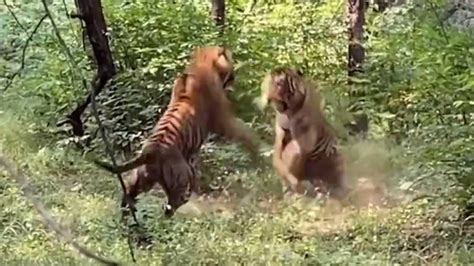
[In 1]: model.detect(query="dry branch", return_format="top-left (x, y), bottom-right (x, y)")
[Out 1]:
top-left (0, 153), bottom-right (120, 266)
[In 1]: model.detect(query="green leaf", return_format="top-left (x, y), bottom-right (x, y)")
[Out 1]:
top-left (377, 112), bottom-right (397, 119)
top-left (453, 100), bottom-right (464, 108)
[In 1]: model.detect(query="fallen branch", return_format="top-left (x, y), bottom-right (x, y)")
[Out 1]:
top-left (2, 14), bottom-right (47, 92)
top-left (0, 153), bottom-right (120, 266)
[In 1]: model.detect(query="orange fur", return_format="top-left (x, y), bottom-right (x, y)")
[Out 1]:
top-left (262, 68), bottom-right (347, 199)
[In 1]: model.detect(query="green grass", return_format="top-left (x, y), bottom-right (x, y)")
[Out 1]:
top-left (0, 107), bottom-right (472, 266)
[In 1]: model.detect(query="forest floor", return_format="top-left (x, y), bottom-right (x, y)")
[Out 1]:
top-left (0, 108), bottom-right (473, 265)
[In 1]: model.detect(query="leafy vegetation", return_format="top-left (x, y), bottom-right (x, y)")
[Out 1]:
top-left (0, 0), bottom-right (473, 264)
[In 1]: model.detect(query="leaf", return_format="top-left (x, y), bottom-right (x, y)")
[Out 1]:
top-left (347, 76), bottom-right (371, 84)
top-left (453, 100), bottom-right (464, 108)
top-left (377, 112), bottom-right (397, 119)
top-left (149, 67), bottom-right (158, 75)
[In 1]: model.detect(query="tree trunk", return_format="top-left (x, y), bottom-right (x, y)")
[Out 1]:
top-left (347, 0), bottom-right (366, 78)
top-left (58, 0), bottom-right (115, 136)
top-left (211, 0), bottom-right (226, 36)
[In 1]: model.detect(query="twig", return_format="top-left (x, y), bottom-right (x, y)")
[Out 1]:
top-left (409, 251), bottom-right (429, 265)
top-left (61, 0), bottom-right (81, 42)
top-left (462, 15), bottom-right (474, 22)
top-left (2, 14), bottom-right (47, 92)
top-left (427, 0), bottom-right (450, 42)
top-left (0, 153), bottom-right (120, 266)
top-left (232, 0), bottom-right (257, 37)
top-left (41, 0), bottom-right (88, 90)
top-left (460, 215), bottom-right (474, 236)
top-left (3, 0), bottom-right (28, 34)
top-left (442, 4), bottom-right (459, 21)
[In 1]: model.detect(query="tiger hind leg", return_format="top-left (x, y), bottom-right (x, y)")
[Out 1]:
top-left (121, 166), bottom-right (158, 222)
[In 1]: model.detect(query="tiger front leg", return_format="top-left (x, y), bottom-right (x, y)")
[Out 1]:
top-left (280, 139), bottom-right (314, 195)
top-left (218, 117), bottom-right (261, 163)
top-left (210, 88), bottom-right (261, 162)
top-left (272, 123), bottom-right (300, 195)
top-left (274, 157), bottom-right (297, 197)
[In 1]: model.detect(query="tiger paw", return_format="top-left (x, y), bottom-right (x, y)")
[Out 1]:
top-left (163, 204), bottom-right (175, 217)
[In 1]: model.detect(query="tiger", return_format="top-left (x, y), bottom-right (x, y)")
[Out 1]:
top-left (260, 67), bottom-right (348, 200)
top-left (94, 46), bottom-right (260, 217)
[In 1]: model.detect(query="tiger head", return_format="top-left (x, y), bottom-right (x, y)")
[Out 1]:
top-left (261, 67), bottom-right (307, 113)
top-left (189, 46), bottom-right (235, 92)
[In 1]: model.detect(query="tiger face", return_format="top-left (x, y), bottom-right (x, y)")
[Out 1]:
top-left (190, 46), bottom-right (235, 92)
top-left (264, 68), bottom-right (306, 113)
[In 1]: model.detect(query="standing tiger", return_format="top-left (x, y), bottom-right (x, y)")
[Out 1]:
top-left (261, 67), bottom-right (348, 200)
top-left (95, 46), bottom-right (260, 217)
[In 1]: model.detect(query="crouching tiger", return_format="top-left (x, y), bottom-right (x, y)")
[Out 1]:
top-left (95, 46), bottom-right (260, 217)
top-left (261, 67), bottom-right (348, 200)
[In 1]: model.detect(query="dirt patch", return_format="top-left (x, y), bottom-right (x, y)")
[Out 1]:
top-left (176, 194), bottom-right (238, 218)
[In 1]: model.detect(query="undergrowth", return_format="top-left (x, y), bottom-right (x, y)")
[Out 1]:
top-left (1, 106), bottom-right (472, 265)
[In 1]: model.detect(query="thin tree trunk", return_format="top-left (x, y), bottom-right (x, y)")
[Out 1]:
top-left (211, 0), bottom-right (226, 36)
top-left (347, 0), bottom-right (365, 79)
top-left (58, 0), bottom-right (115, 136)
top-left (346, 0), bottom-right (369, 137)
